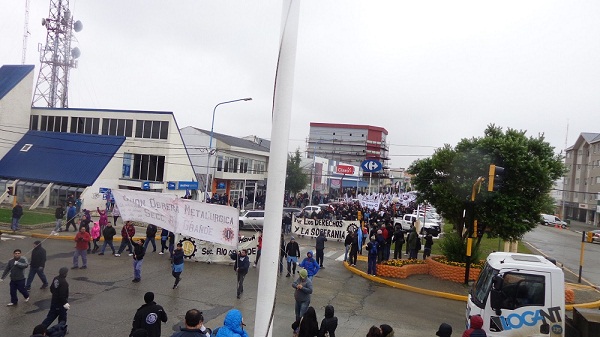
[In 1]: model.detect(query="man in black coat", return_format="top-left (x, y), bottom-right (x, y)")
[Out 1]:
top-left (41, 267), bottom-right (69, 327)
top-left (98, 222), bottom-right (117, 255)
top-left (143, 224), bottom-right (158, 253)
top-left (26, 241), bottom-right (48, 290)
top-left (234, 249), bottom-right (250, 299)
top-left (130, 292), bottom-right (168, 337)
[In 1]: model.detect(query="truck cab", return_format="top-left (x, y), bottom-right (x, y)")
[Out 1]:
top-left (466, 252), bottom-right (565, 337)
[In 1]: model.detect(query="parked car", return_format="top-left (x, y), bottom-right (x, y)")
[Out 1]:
top-left (283, 207), bottom-right (303, 217)
top-left (540, 214), bottom-right (568, 228)
top-left (395, 213), bottom-right (441, 236)
top-left (239, 209), bottom-right (298, 230)
top-left (239, 210), bottom-right (265, 230)
top-left (302, 204), bottom-right (329, 215)
top-left (589, 229), bottom-right (600, 243)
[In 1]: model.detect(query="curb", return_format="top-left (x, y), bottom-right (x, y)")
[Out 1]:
top-left (344, 261), bottom-right (600, 310)
top-left (343, 261), bottom-right (468, 302)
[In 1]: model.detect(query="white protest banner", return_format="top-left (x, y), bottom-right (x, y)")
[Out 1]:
top-left (360, 200), bottom-right (380, 210)
top-left (112, 190), bottom-right (239, 246)
top-left (176, 198), bottom-right (239, 247)
top-left (112, 190), bottom-right (178, 232)
top-left (291, 216), bottom-right (358, 240)
top-left (177, 233), bottom-right (258, 264)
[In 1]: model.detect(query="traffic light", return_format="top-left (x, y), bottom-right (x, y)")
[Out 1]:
top-left (488, 164), bottom-right (505, 192)
top-left (587, 231), bottom-right (594, 243)
top-left (6, 186), bottom-right (13, 196)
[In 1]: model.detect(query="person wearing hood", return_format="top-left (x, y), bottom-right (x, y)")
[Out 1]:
top-left (170, 309), bottom-right (211, 337)
top-left (26, 241), bottom-right (48, 290)
top-left (292, 269), bottom-right (313, 322)
top-left (41, 267), bottom-right (69, 327)
top-left (30, 324), bottom-right (47, 337)
top-left (380, 324), bottom-right (394, 337)
top-left (462, 315), bottom-right (486, 337)
top-left (291, 306), bottom-right (319, 337)
top-left (130, 292), bottom-right (168, 337)
top-left (436, 323), bottom-right (452, 337)
top-left (211, 309), bottom-right (248, 337)
top-left (318, 305), bottom-right (338, 337)
top-left (315, 231), bottom-right (327, 268)
top-left (91, 222), bottom-right (101, 253)
top-left (299, 251), bottom-right (320, 281)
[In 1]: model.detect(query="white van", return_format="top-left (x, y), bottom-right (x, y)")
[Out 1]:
top-left (540, 214), bottom-right (567, 228)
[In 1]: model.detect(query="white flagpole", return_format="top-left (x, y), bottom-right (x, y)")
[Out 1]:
top-left (254, 1), bottom-right (300, 336)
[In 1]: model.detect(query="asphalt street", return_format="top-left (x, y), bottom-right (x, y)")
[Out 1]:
top-left (0, 232), bottom-right (466, 337)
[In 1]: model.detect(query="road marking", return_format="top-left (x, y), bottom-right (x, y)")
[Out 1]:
top-left (324, 251), bottom-right (338, 258)
top-left (1, 234), bottom-right (26, 241)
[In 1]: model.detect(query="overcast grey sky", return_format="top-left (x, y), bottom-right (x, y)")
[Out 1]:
top-left (1, 1), bottom-right (599, 168)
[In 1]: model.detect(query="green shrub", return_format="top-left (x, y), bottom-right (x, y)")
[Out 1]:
top-left (439, 233), bottom-right (481, 264)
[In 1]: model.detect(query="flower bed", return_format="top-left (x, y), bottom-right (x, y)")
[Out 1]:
top-left (377, 256), bottom-right (481, 283)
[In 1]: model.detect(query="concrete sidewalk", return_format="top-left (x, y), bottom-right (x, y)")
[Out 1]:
top-left (0, 224), bottom-right (156, 242)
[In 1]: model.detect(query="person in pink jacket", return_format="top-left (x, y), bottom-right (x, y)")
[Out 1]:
top-left (91, 222), bottom-right (101, 254)
top-left (97, 207), bottom-right (108, 232)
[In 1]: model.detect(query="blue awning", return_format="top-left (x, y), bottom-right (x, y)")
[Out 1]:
top-left (0, 131), bottom-right (125, 186)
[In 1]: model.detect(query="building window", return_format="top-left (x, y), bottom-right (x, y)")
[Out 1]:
top-left (131, 154), bottom-right (165, 182)
top-left (217, 156), bottom-right (223, 172)
top-left (102, 118), bottom-right (133, 137)
top-left (135, 120), bottom-right (168, 140)
top-left (228, 158), bottom-right (238, 173)
top-left (30, 115), bottom-right (39, 130)
top-left (253, 161), bottom-right (266, 174)
top-left (39, 116), bottom-right (69, 132)
top-left (70, 117), bottom-right (99, 135)
top-left (240, 158), bottom-right (249, 173)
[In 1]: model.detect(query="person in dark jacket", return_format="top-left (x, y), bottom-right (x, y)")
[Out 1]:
top-left (407, 227), bottom-right (419, 259)
top-left (234, 249), bottom-right (250, 299)
top-left (98, 222), bottom-right (117, 255)
top-left (12, 202), bottom-right (24, 231)
top-left (375, 229), bottom-right (386, 263)
top-left (1, 249), bottom-right (30, 305)
top-left (380, 324), bottom-right (394, 337)
top-left (462, 315), bottom-right (486, 337)
top-left (348, 231), bottom-right (359, 266)
top-left (131, 238), bottom-right (146, 283)
top-left (26, 241), bottom-right (48, 290)
top-left (292, 306), bottom-right (319, 337)
top-left (53, 205), bottom-right (65, 234)
top-left (171, 309), bottom-right (212, 337)
top-left (31, 324), bottom-right (47, 337)
top-left (343, 231), bottom-right (353, 262)
top-left (315, 231), bottom-right (327, 268)
top-left (436, 323), bottom-right (453, 337)
top-left (285, 236), bottom-right (301, 277)
top-left (392, 225), bottom-right (404, 260)
top-left (292, 269), bottom-right (313, 322)
top-left (159, 228), bottom-right (169, 255)
top-left (366, 326), bottom-right (382, 337)
top-left (366, 237), bottom-right (378, 276)
top-left (172, 243), bottom-right (184, 289)
top-left (130, 292), bottom-right (168, 337)
top-left (318, 305), bottom-right (337, 337)
top-left (41, 267), bottom-right (69, 327)
top-left (116, 221), bottom-right (136, 257)
top-left (384, 223), bottom-right (394, 261)
top-left (143, 224), bottom-right (158, 253)
top-left (423, 232), bottom-right (434, 260)
top-left (168, 231), bottom-right (175, 259)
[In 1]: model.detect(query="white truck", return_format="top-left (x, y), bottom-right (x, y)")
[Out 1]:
top-left (466, 252), bottom-right (591, 337)
top-left (394, 213), bottom-right (441, 236)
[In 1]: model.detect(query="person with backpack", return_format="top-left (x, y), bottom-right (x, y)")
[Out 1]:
top-left (366, 237), bottom-right (378, 276)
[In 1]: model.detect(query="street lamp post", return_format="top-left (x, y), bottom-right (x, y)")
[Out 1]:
top-left (204, 97), bottom-right (252, 202)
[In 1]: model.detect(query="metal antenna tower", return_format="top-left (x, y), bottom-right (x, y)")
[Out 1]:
top-left (31, 0), bottom-right (82, 108)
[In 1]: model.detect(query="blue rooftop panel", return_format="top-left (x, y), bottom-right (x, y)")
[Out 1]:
top-left (0, 65), bottom-right (35, 100)
top-left (0, 131), bottom-right (125, 186)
